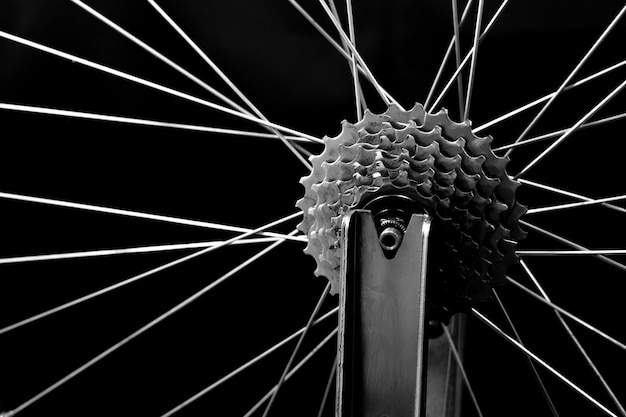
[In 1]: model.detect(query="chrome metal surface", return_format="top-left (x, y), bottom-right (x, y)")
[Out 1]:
top-left (337, 210), bottom-right (431, 417)
top-left (425, 316), bottom-right (466, 417)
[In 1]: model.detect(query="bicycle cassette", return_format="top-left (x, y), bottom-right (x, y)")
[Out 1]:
top-left (296, 103), bottom-right (526, 320)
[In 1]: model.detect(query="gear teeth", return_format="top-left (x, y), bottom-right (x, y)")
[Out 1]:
top-left (455, 167), bottom-right (480, 192)
top-left (496, 175), bottom-right (520, 206)
top-left (297, 103), bottom-right (526, 317)
top-left (503, 201), bottom-right (529, 241)
top-left (459, 149), bottom-right (485, 175)
top-left (476, 175), bottom-right (501, 198)
top-left (437, 136), bottom-right (465, 157)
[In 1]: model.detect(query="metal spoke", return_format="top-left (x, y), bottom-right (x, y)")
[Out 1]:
top-left (0, 30), bottom-right (321, 144)
top-left (323, 0), bottom-right (367, 111)
top-left (515, 77), bottom-right (626, 179)
top-left (520, 260), bottom-right (626, 416)
top-left (451, 0), bottom-right (466, 118)
top-left (160, 306), bottom-right (339, 417)
top-left (345, 0), bottom-right (362, 119)
top-left (463, 0), bottom-right (485, 121)
top-left (521, 220), bottom-right (626, 273)
top-left (527, 194), bottom-right (626, 214)
top-left (428, 0), bottom-right (510, 112)
top-left (0, 223), bottom-right (300, 336)
top-left (494, 112), bottom-right (626, 152)
top-left (440, 316), bottom-right (458, 417)
top-left (296, 0), bottom-right (392, 107)
top-left (492, 290), bottom-right (560, 417)
top-left (0, 238), bottom-right (281, 265)
top-left (313, 0), bottom-right (398, 107)
top-left (148, 0), bottom-right (306, 136)
top-left (424, 0), bottom-right (475, 110)
top-left (328, 0), bottom-right (360, 109)
top-left (473, 309), bottom-right (619, 417)
top-left (329, 0), bottom-right (368, 112)
top-left (144, 0), bottom-right (312, 170)
top-left (242, 328), bottom-right (338, 417)
top-left (506, 277), bottom-right (626, 353)
top-left (0, 102), bottom-right (307, 143)
top-left (519, 178), bottom-right (626, 214)
top-left (4, 235), bottom-right (292, 416)
top-left (507, 5), bottom-right (626, 155)
top-left (261, 282), bottom-right (331, 417)
top-left (68, 0), bottom-right (242, 115)
top-left (519, 250), bottom-right (626, 256)
top-left (0, 191), bottom-right (305, 243)
top-left (475, 58), bottom-right (626, 133)
top-left (442, 325), bottom-right (484, 417)
top-left (327, 0), bottom-right (347, 46)
top-left (316, 355), bottom-right (338, 417)
top-left (287, 0), bottom-right (396, 104)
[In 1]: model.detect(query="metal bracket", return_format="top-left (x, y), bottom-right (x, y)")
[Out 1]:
top-left (336, 209), bottom-right (432, 417)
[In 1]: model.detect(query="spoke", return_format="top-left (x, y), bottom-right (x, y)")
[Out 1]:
top-left (440, 315), bottom-right (466, 417)
top-left (506, 276), bottom-right (626, 353)
top-left (287, 0), bottom-right (395, 104)
top-left (5, 235), bottom-right (291, 416)
top-left (424, 0), bottom-right (474, 110)
top-left (475, 58), bottom-right (626, 133)
top-left (515, 77), bottom-right (626, 179)
top-left (313, 0), bottom-right (398, 107)
top-left (289, 0), bottom-right (351, 62)
top-left (521, 220), bottom-right (626, 273)
top-left (429, 0), bottom-right (510, 112)
top-left (442, 325), bottom-right (484, 417)
top-left (494, 112), bottom-right (626, 152)
top-left (0, 221), bottom-right (300, 336)
top-left (492, 290), bottom-right (560, 417)
top-left (507, 5), bottom-right (626, 155)
top-left (345, 0), bottom-right (362, 119)
top-left (527, 194), bottom-right (626, 214)
top-left (327, 0), bottom-right (367, 113)
top-left (261, 282), bottom-right (331, 417)
top-left (519, 178), bottom-right (626, 215)
top-left (68, 0), bottom-right (243, 116)
top-left (0, 102), bottom-right (306, 142)
top-left (463, 0), bottom-right (485, 121)
top-left (316, 355), bottom-right (337, 417)
top-left (242, 328), bottom-right (338, 417)
top-left (518, 250), bottom-right (626, 256)
top-left (327, 0), bottom-right (346, 45)
top-left (0, 191), bottom-right (305, 243)
top-left (144, 0), bottom-right (312, 170)
top-left (293, 142), bottom-right (314, 159)
top-left (0, 238), bottom-right (281, 265)
top-left (473, 309), bottom-right (619, 417)
top-left (160, 306), bottom-right (339, 417)
top-left (0, 30), bottom-right (321, 144)
top-left (146, 0), bottom-right (294, 131)
top-left (440, 324), bottom-right (454, 417)
top-left (520, 260), bottom-right (626, 416)
top-left (451, 0), bottom-right (466, 118)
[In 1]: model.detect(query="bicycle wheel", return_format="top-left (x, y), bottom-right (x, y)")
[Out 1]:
top-left (0, 1), bottom-right (625, 416)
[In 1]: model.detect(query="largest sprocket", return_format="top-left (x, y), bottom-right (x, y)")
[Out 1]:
top-left (296, 103), bottom-right (526, 320)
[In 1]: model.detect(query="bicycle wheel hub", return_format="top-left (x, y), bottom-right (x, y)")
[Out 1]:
top-left (296, 103), bottom-right (527, 320)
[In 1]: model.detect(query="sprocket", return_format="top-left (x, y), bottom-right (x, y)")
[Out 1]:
top-left (296, 103), bottom-right (526, 320)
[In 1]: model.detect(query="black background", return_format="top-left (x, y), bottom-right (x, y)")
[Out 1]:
top-left (0, 1), bottom-right (625, 416)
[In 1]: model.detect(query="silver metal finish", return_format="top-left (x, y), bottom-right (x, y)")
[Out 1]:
top-left (336, 210), bottom-right (431, 417)
top-left (425, 316), bottom-right (466, 417)
top-left (378, 225), bottom-right (404, 251)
